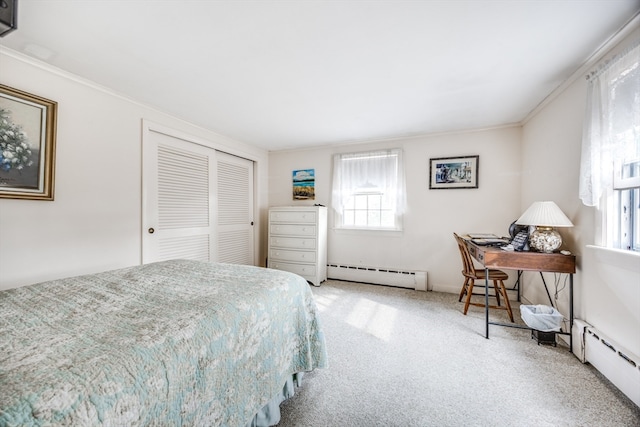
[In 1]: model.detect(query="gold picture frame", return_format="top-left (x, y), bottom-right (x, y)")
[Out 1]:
top-left (0, 84), bottom-right (57, 200)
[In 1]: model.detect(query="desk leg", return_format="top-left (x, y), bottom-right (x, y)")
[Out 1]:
top-left (570, 273), bottom-right (574, 353)
top-left (485, 267), bottom-right (490, 339)
top-left (539, 272), bottom-right (555, 307)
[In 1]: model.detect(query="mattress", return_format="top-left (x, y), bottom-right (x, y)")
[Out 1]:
top-left (0, 259), bottom-right (327, 426)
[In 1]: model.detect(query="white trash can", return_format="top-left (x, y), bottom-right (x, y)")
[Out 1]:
top-left (520, 304), bottom-right (563, 332)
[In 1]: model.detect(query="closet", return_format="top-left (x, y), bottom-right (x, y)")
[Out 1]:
top-left (141, 122), bottom-right (254, 265)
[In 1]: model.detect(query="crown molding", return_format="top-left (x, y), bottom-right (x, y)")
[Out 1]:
top-left (522, 11), bottom-right (640, 125)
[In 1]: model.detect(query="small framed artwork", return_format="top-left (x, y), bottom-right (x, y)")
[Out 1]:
top-left (429, 155), bottom-right (479, 189)
top-left (293, 169), bottom-right (315, 200)
top-left (0, 84), bottom-right (57, 200)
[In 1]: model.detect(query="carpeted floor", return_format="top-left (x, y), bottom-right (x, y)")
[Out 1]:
top-left (276, 280), bottom-right (640, 427)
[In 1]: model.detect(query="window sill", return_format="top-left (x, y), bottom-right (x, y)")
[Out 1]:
top-left (332, 227), bottom-right (403, 237)
top-left (585, 245), bottom-right (640, 273)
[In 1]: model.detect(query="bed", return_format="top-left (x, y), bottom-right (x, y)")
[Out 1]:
top-left (0, 259), bottom-right (327, 426)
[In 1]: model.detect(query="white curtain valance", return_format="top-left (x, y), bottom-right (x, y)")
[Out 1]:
top-left (331, 148), bottom-right (406, 214)
top-left (579, 40), bottom-right (640, 207)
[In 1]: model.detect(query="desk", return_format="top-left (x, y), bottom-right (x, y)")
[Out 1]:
top-left (465, 239), bottom-right (576, 351)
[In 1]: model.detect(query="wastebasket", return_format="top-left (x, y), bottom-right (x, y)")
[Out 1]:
top-left (520, 304), bottom-right (563, 332)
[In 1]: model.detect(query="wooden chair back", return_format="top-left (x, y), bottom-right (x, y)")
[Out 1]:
top-left (453, 232), bottom-right (476, 277)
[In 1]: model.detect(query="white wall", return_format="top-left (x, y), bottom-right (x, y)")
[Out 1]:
top-left (0, 49), bottom-right (269, 290)
top-left (268, 126), bottom-right (522, 292)
top-left (519, 65), bottom-right (588, 327)
top-left (521, 27), bottom-right (640, 357)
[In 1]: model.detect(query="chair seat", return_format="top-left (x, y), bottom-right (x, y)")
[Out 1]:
top-left (466, 268), bottom-right (509, 281)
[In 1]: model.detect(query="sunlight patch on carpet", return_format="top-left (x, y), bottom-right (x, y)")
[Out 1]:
top-left (312, 292), bottom-right (340, 313)
top-left (346, 297), bottom-right (397, 341)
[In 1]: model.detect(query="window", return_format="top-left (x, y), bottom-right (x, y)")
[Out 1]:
top-left (579, 40), bottom-right (640, 251)
top-left (613, 159), bottom-right (640, 250)
top-left (332, 149), bottom-right (406, 230)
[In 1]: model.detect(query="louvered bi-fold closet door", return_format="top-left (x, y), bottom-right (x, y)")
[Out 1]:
top-left (142, 128), bottom-right (215, 264)
top-left (215, 151), bottom-right (254, 265)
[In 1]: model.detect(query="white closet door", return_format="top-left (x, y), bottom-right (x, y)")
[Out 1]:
top-left (215, 151), bottom-right (254, 265)
top-left (142, 128), bottom-right (215, 263)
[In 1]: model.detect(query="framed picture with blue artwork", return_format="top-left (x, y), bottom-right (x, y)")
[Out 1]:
top-left (429, 155), bottom-right (478, 189)
top-left (293, 169), bottom-right (315, 200)
top-left (0, 84), bottom-right (57, 200)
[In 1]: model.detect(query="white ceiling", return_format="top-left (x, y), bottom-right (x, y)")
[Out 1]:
top-left (1, 1), bottom-right (638, 151)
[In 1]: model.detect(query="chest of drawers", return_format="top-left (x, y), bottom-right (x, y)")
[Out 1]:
top-left (268, 206), bottom-right (327, 286)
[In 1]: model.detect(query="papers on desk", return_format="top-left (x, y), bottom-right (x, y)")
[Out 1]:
top-left (467, 233), bottom-right (509, 246)
top-left (471, 238), bottom-right (510, 246)
top-left (467, 233), bottom-right (499, 239)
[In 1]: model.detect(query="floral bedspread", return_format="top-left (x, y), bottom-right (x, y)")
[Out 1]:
top-left (0, 260), bottom-right (327, 426)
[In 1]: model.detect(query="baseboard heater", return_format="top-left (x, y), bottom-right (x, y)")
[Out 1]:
top-left (574, 319), bottom-right (640, 407)
top-left (327, 264), bottom-right (428, 291)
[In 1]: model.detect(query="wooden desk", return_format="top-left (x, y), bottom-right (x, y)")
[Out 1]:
top-left (466, 239), bottom-right (576, 351)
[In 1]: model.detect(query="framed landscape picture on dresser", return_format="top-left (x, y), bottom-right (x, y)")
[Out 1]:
top-left (293, 168), bottom-right (315, 200)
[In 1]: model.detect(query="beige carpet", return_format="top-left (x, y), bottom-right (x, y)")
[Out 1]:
top-left (276, 280), bottom-right (640, 427)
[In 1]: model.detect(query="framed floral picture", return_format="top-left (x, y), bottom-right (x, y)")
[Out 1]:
top-left (429, 155), bottom-right (479, 189)
top-left (0, 84), bottom-right (57, 200)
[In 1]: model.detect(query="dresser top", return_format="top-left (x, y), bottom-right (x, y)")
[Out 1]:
top-left (269, 205), bottom-right (326, 211)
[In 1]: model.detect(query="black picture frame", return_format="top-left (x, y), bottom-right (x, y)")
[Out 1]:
top-left (429, 155), bottom-right (479, 189)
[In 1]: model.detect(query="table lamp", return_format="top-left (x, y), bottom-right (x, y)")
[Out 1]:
top-left (515, 201), bottom-right (573, 253)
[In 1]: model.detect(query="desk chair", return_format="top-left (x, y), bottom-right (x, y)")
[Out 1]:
top-left (453, 233), bottom-right (514, 322)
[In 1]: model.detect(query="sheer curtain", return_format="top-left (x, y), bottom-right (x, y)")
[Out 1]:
top-left (331, 148), bottom-right (406, 216)
top-left (579, 40), bottom-right (640, 207)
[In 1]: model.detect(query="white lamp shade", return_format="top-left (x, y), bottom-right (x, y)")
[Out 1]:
top-left (515, 201), bottom-right (574, 227)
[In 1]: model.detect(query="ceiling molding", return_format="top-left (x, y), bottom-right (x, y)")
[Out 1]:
top-left (522, 11), bottom-right (640, 126)
top-left (269, 123), bottom-right (523, 154)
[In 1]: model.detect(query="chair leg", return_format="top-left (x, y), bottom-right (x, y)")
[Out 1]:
top-left (499, 280), bottom-right (514, 322)
top-left (463, 278), bottom-right (475, 315)
top-left (492, 280), bottom-right (501, 306)
top-left (458, 277), bottom-right (470, 302)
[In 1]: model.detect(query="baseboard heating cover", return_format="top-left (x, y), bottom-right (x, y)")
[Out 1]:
top-left (574, 319), bottom-right (640, 407)
top-left (327, 264), bottom-right (428, 291)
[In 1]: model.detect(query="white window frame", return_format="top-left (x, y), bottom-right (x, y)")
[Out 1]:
top-left (611, 159), bottom-right (640, 251)
top-left (331, 149), bottom-right (406, 231)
